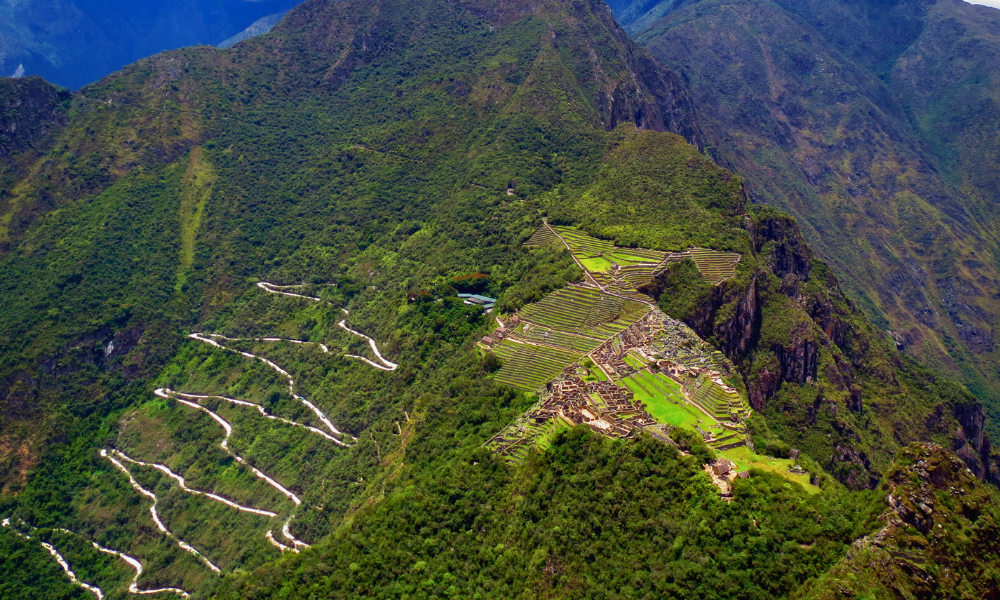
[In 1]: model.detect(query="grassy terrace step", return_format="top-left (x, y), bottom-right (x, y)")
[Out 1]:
top-left (636, 370), bottom-right (665, 394)
top-left (583, 296), bottom-right (623, 325)
top-left (524, 226), bottom-right (559, 247)
top-left (555, 227), bottom-right (616, 254)
top-left (561, 241), bottom-right (614, 257)
top-left (623, 354), bottom-right (646, 369)
top-left (617, 265), bottom-right (656, 287)
top-left (651, 373), bottom-right (684, 395)
top-left (709, 434), bottom-right (742, 449)
top-left (518, 287), bottom-right (647, 339)
top-left (580, 323), bottom-right (628, 338)
top-left (618, 265), bottom-right (657, 273)
top-left (620, 300), bottom-right (651, 319)
top-left (691, 383), bottom-right (734, 411)
top-left (591, 272), bottom-right (615, 285)
top-left (494, 340), bottom-right (584, 391)
top-left (638, 371), bottom-right (687, 405)
top-left (619, 276), bottom-right (654, 288)
top-left (611, 248), bottom-right (666, 262)
top-left (693, 386), bottom-right (731, 411)
top-left (689, 248), bottom-right (741, 284)
top-left (653, 253), bottom-right (691, 275)
top-left (621, 375), bottom-right (655, 398)
top-left (515, 326), bottom-right (604, 352)
top-left (606, 286), bottom-right (655, 302)
top-left (520, 292), bottom-right (595, 329)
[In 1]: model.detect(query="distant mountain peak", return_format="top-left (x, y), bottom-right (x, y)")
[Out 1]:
top-left (217, 11), bottom-right (289, 49)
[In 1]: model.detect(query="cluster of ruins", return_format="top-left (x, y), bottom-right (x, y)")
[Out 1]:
top-left (485, 224), bottom-right (752, 461)
top-left (543, 370), bottom-right (656, 438)
top-left (705, 458), bottom-right (750, 499)
top-left (485, 365), bottom-right (660, 459)
top-left (480, 314), bottom-right (520, 347)
top-left (485, 302), bottom-right (752, 459)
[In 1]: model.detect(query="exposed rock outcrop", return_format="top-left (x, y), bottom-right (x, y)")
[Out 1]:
top-left (0, 76), bottom-right (69, 159)
top-left (950, 401), bottom-right (999, 485)
top-left (799, 444), bottom-right (1000, 599)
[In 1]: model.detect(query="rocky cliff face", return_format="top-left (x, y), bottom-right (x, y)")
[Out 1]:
top-left (801, 443), bottom-right (1000, 600)
top-left (647, 206), bottom-right (999, 488)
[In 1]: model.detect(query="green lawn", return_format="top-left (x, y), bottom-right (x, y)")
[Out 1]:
top-left (721, 446), bottom-right (819, 493)
top-left (623, 353), bottom-right (646, 369)
top-left (621, 375), bottom-right (655, 400)
top-left (580, 256), bottom-right (614, 272)
top-left (622, 373), bottom-right (708, 430)
top-left (637, 371), bottom-right (685, 402)
top-left (645, 399), bottom-right (704, 430)
top-left (651, 373), bottom-right (683, 394)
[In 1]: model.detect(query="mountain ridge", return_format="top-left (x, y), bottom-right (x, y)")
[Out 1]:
top-left (0, 0), bottom-right (998, 597)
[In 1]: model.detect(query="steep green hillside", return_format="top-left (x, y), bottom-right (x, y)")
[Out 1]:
top-left (611, 0), bottom-right (1000, 436)
top-left (0, 0), bottom-right (997, 597)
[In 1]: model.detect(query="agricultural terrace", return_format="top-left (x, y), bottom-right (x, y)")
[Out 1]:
top-left (688, 248), bottom-right (741, 284)
top-left (486, 395), bottom-right (572, 463)
top-left (489, 289), bottom-right (648, 391)
top-left (488, 225), bottom-right (813, 489)
top-left (518, 287), bottom-right (650, 337)
top-left (541, 223), bottom-right (741, 288)
top-left (523, 226), bottom-right (559, 247)
top-left (492, 340), bottom-right (584, 391)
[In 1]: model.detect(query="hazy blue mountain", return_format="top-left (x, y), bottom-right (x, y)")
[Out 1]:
top-left (0, 0), bottom-right (304, 89)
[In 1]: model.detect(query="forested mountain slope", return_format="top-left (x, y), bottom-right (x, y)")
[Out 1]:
top-left (0, 0), bottom-right (998, 597)
top-left (609, 0), bottom-right (1000, 434)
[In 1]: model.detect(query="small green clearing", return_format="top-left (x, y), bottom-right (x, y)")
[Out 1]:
top-left (588, 367), bottom-right (608, 382)
top-left (580, 256), bottom-right (614, 272)
top-left (722, 446), bottom-right (819, 493)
